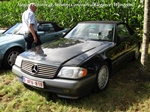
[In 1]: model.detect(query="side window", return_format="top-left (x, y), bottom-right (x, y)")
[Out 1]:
top-left (117, 24), bottom-right (130, 39)
top-left (38, 23), bottom-right (55, 32)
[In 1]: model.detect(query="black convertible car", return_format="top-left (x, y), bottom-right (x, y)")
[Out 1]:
top-left (12, 21), bottom-right (141, 99)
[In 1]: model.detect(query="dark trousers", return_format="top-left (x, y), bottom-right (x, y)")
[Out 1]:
top-left (24, 32), bottom-right (42, 50)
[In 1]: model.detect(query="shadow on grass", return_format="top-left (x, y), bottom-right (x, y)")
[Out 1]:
top-left (0, 68), bottom-right (12, 76)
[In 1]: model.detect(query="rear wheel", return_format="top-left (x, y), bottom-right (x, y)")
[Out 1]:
top-left (94, 62), bottom-right (110, 91)
top-left (3, 48), bottom-right (23, 69)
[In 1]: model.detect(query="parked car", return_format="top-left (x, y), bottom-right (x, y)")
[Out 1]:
top-left (0, 21), bottom-right (69, 69)
top-left (12, 21), bottom-right (141, 99)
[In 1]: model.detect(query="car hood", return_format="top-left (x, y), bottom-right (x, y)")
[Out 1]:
top-left (20, 38), bottom-right (113, 66)
top-left (0, 34), bottom-right (23, 43)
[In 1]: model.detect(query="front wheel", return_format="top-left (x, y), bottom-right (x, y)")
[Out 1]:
top-left (3, 48), bottom-right (23, 69)
top-left (93, 62), bottom-right (110, 92)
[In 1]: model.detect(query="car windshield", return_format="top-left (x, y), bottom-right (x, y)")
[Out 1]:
top-left (4, 23), bottom-right (23, 35)
top-left (65, 23), bottom-right (115, 41)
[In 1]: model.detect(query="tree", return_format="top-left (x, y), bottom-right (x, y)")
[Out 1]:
top-left (140, 0), bottom-right (150, 72)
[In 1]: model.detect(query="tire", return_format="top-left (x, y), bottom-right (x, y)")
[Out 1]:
top-left (93, 62), bottom-right (110, 92)
top-left (134, 44), bottom-right (140, 60)
top-left (3, 48), bottom-right (23, 69)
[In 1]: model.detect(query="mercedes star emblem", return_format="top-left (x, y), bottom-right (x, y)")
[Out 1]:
top-left (31, 64), bottom-right (39, 74)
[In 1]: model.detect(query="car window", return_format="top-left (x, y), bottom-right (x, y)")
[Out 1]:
top-left (65, 23), bottom-right (115, 41)
top-left (117, 24), bottom-right (130, 39)
top-left (4, 23), bottom-right (22, 34)
top-left (38, 23), bottom-right (55, 32)
top-left (4, 23), bottom-right (55, 35)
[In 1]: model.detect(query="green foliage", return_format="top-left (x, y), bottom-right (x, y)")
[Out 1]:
top-left (0, 0), bottom-right (144, 31)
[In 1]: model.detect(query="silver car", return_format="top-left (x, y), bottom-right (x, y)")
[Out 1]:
top-left (0, 21), bottom-right (69, 69)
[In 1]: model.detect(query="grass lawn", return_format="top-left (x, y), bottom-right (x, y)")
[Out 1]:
top-left (0, 58), bottom-right (150, 112)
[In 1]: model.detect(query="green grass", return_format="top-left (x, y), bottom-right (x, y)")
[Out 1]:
top-left (0, 59), bottom-right (150, 112)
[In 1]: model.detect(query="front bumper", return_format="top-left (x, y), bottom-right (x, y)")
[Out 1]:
top-left (12, 65), bottom-right (96, 99)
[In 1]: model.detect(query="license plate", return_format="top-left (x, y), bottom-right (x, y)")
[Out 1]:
top-left (22, 77), bottom-right (44, 88)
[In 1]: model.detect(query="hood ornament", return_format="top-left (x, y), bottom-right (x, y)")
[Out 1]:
top-left (31, 64), bottom-right (39, 74)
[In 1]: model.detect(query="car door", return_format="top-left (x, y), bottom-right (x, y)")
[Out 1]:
top-left (108, 23), bottom-right (134, 72)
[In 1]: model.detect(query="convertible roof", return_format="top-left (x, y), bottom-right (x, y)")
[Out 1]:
top-left (38, 21), bottom-right (56, 24)
top-left (79, 21), bottom-right (125, 24)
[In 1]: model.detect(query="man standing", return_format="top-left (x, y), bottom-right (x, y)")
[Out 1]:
top-left (22, 3), bottom-right (42, 50)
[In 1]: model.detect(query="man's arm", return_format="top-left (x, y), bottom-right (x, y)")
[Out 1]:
top-left (29, 24), bottom-right (37, 43)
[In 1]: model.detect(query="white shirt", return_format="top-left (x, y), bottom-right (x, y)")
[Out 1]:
top-left (20, 9), bottom-right (37, 34)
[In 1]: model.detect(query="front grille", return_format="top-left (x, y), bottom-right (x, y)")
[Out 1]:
top-left (21, 60), bottom-right (58, 78)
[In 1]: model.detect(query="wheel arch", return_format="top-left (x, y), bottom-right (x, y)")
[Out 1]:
top-left (3, 46), bottom-right (24, 57)
top-left (2, 46), bottom-right (24, 68)
top-left (91, 58), bottom-right (111, 92)
top-left (92, 55), bottom-right (112, 73)
top-left (81, 54), bottom-right (112, 76)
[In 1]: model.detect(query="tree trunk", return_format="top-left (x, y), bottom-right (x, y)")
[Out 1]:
top-left (140, 0), bottom-right (150, 72)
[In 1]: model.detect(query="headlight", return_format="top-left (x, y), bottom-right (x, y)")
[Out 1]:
top-left (14, 55), bottom-right (22, 67)
top-left (58, 67), bottom-right (87, 79)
